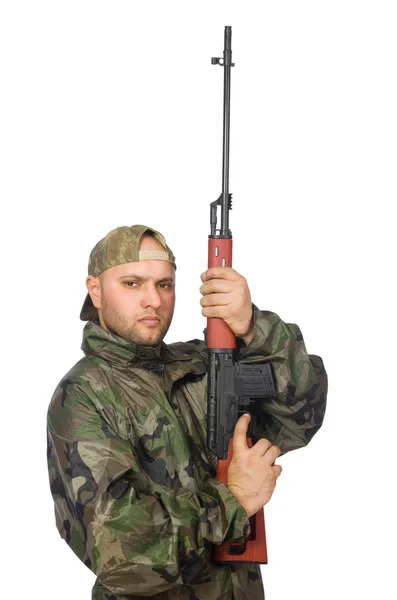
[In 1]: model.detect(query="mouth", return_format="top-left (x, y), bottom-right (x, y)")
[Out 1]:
top-left (138, 316), bottom-right (161, 326)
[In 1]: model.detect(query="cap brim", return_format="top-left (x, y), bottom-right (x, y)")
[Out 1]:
top-left (80, 293), bottom-right (99, 321)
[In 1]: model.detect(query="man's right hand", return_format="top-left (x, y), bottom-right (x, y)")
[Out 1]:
top-left (227, 414), bottom-right (282, 518)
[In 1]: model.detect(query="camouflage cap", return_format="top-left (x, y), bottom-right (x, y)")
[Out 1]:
top-left (80, 224), bottom-right (176, 321)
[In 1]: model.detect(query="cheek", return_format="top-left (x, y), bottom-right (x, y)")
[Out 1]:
top-left (104, 287), bottom-right (139, 314)
top-left (163, 292), bottom-right (176, 312)
top-left (120, 290), bottom-right (142, 314)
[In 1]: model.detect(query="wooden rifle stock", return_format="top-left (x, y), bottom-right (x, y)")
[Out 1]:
top-left (212, 439), bottom-right (268, 564)
top-left (207, 237), bottom-right (268, 564)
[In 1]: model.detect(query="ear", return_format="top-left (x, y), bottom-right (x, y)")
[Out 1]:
top-left (86, 275), bottom-right (102, 310)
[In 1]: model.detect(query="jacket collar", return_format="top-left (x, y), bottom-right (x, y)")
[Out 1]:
top-left (81, 320), bottom-right (194, 368)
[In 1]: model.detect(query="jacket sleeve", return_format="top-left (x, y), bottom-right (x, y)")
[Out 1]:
top-left (47, 384), bottom-right (250, 596)
top-left (236, 304), bottom-right (328, 454)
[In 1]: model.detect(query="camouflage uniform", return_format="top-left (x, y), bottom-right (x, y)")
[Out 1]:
top-left (47, 225), bottom-right (327, 599)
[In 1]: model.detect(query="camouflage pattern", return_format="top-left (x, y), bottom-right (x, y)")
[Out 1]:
top-left (80, 225), bottom-right (176, 322)
top-left (47, 304), bottom-right (327, 599)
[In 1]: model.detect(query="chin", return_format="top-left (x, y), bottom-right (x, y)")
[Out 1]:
top-left (137, 329), bottom-right (163, 346)
top-left (140, 333), bottom-right (158, 344)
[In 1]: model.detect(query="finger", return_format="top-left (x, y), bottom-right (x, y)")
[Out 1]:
top-left (263, 444), bottom-right (281, 465)
top-left (200, 279), bottom-right (234, 295)
top-left (202, 306), bottom-right (230, 319)
top-left (200, 292), bottom-right (232, 307)
top-left (250, 437), bottom-right (272, 457)
top-left (203, 267), bottom-right (242, 282)
top-left (232, 414), bottom-right (251, 455)
top-left (273, 464), bottom-right (282, 478)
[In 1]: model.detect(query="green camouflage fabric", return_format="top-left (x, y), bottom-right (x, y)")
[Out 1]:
top-left (47, 304), bottom-right (327, 599)
top-left (80, 225), bottom-right (176, 322)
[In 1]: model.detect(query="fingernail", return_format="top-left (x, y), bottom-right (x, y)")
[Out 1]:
top-left (243, 413), bottom-right (251, 419)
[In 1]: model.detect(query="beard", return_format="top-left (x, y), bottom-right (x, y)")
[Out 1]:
top-left (99, 301), bottom-right (173, 346)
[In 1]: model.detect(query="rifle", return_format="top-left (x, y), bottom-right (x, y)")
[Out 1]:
top-left (207, 26), bottom-right (276, 564)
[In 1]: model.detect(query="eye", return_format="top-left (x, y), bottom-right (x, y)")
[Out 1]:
top-left (123, 281), bottom-right (139, 287)
top-left (158, 282), bottom-right (174, 289)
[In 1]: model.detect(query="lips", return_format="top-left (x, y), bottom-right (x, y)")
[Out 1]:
top-left (139, 316), bottom-right (160, 325)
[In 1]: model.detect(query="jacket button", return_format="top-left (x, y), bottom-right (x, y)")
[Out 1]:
top-left (171, 403), bottom-right (178, 410)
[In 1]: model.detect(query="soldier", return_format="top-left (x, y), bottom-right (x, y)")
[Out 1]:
top-left (47, 224), bottom-right (327, 600)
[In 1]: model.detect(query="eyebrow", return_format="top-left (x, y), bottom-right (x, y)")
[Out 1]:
top-left (118, 274), bottom-right (175, 284)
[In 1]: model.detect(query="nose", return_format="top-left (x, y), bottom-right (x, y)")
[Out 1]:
top-left (141, 283), bottom-right (161, 309)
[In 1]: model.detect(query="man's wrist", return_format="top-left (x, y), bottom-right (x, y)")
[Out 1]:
top-left (240, 330), bottom-right (254, 346)
top-left (239, 314), bottom-right (254, 346)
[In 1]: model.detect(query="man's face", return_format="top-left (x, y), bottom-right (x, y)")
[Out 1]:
top-left (88, 235), bottom-right (176, 346)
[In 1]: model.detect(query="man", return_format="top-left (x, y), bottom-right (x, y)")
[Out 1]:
top-left (47, 224), bottom-right (327, 600)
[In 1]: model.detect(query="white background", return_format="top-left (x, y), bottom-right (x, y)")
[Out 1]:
top-left (1, 1), bottom-right (396, 599)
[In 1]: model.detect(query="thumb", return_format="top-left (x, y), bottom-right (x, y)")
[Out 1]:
top-left (232, 413), bottom-right (250, 455)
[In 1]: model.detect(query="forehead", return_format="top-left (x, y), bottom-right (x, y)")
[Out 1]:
top-left (139, 233), bottom-right (166, 252)
top-left (102, 259), bottom-right (175, 282)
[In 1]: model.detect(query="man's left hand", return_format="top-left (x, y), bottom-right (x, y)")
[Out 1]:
top-left (200, 267), bottom-right (254, 345)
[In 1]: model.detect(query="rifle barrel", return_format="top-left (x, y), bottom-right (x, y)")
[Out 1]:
top-left (221, 26), bottom-right (233, 234)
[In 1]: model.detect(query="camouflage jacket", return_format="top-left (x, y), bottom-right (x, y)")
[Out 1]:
top-left (47, 305), bottom-right (327, 600)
